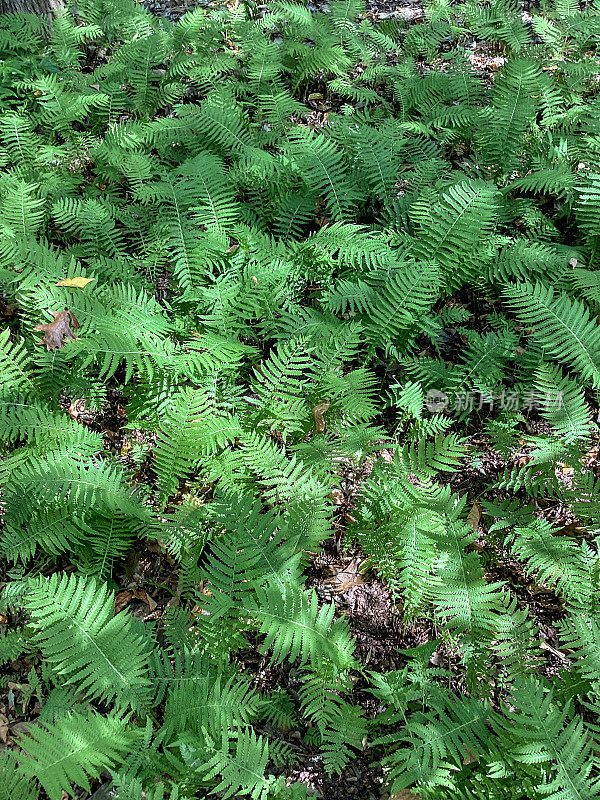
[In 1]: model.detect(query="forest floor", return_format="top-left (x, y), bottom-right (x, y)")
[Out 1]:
top-left (1, 2), bottom-right (595, 799)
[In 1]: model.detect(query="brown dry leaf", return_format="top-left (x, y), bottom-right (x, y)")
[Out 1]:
top-left (34, 310), bottom-right (79, 350)
top-left (584, 445), bottom-right (599, 465)
top-left (9, 721), bottom-right (30, 738)
top-left (115, 590), bottom-right (133, 613)
top-left (132, 589), bottom-right (157, 612)
top-left (0, 713), bottom-right (8, 744)
top-left (462, 745), bottom-right (478, 765)
top-left (328, 559), bottom-right (365, 593)
top-left (390, 791), bottom-right (423, 800)
top-left (55, 276), bottom-right (95, 289)
top-left (312, 400), bottom-right (331, 433)
top-left (466, 500), bottom-right (482, 532)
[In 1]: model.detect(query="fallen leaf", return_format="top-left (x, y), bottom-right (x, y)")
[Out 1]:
top-left (9, 721), bottom-right (30, 738)
top-left (0, 713), bottom-right (8, 743)
top-left (67, 399), bottom-right (85, 419)
top-left (55, 276), bottom-right (95, 289)
top-left (115, 590), bottom-right (132, 613)
top-left (312, 400), bottom-right (331, 433)
top-left (34, 310), bottom-right (79, 350)
top-left (132, 588), bottom-right (157, 612)
top-left (462, 744), bottom-right (478, 765)
top-left (466, 500), bottom-right (482, 532)
top-left (329, 559), bottom-right (365, 593)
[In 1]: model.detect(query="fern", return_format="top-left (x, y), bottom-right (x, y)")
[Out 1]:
top-left (15, 707), bottom-right (138, 800)
top-left (503, 281), bottom-right (600, 387)
top-left (248, 583), bottom-right (357, 670)
top-left (1, 0), bottom-right (600, 798)
top-left (24, 573), bottom-right (152, 710)
top-left (491, 679), bottom-right (600, 800)
top-left (510, 519), bottom-right (598, 608)
top-left (285, 128), bottom-right (362, 221)
top-left (197, 729), bottom-right (272, 800)
top-left (409, 178), bottom-right (499, 287)
top-left (533, 362), bottom-right (593, 442)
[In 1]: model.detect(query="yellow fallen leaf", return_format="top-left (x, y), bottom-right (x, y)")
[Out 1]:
top-left (55, 276), bottom-right (95, 289)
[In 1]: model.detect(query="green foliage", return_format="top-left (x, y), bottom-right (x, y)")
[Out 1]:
top-left (1, 0), bottom-right (600, 798)
top-left (25, 573), bottom-right (153, 710)
top-left (14, 708), bottom-right (137, 800)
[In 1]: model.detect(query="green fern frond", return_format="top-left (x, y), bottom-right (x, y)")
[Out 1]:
top-left (15, 708), bottom-right (138, 800)
top-left (285, 128), bottom-right (362, 221)
top-left (409, 179), bottom-right (499, 286)
top-left (491, 679), bottom-right (600, 800)
top-left (503, 281), bottom-right (600, 387)
top-left (248, 583), bottom-right (356, 670)
top-left (533, 362), bottom-right (593, 442)
top-left (24, 573), bottom-right (152, 710)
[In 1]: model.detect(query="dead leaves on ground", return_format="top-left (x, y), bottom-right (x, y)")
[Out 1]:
top-left (34, 309), bottom-right (79, 350)
top-left (115, 588), bottom-right (157, 614)
top-left (325, 558), bottom-right (365, 594)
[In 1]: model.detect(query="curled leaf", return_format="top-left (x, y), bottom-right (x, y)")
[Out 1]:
top-left (34, 310), bottom-right (79, 350)
top-left (312, 400), bottom-right (331, 433)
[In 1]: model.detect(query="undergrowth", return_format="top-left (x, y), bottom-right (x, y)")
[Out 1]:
top-left (1, 0), bottom-right (600, 797)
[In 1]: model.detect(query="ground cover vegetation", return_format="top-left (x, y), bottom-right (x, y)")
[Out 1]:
top-left (1, 0), bottom-right (600, 797)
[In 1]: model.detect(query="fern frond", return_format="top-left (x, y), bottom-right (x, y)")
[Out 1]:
top-left (285, 128), bottom-right (362, 221)
top-left (503, 281), bottom-right (600, 387)
top-left (248, 584), bottom-right (356, 670)
top-left (491, 679), bottom-right (600, 800)
top-left (24, 573), bottom-right (152, 710)
top-left (409, 178), bottom-right (499, 286)
top-left (533, 362), bottom-right (593, 442)
top-left (15, 708), bottom-right (137, 800)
